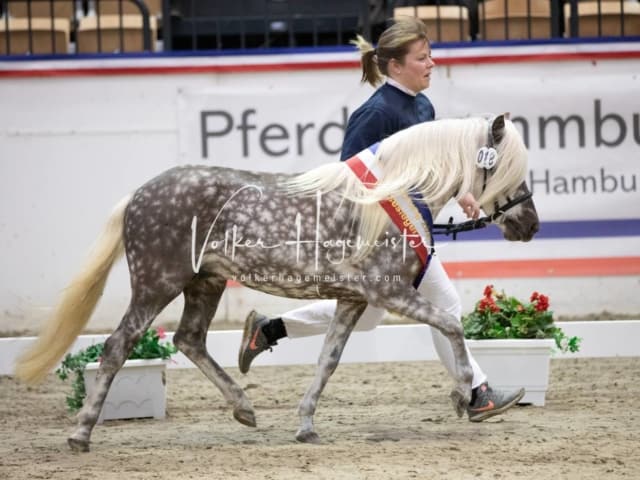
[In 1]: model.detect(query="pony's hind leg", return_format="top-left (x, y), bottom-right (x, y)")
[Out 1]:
top-left (296, 300), bottom-right (367, 444)
top-left (68, 294), bottom-right (178, 452)
top-left (384, 292), bottom-right (473, 417)
top-left (172, 275), bottom-right (256, 428)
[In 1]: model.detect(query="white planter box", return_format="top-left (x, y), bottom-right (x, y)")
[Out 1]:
top-left (467, 339), bottom-right (555, 406)
top-left (84, 359), bottom-right (168, 423)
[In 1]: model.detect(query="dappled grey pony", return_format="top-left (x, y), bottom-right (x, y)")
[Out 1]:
top-left (16, 114), bottom-right (539, 451)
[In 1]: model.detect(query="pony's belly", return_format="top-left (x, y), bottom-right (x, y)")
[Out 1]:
top-left (236, 277), bottom-right (326, 300)
top-left (199, 252), bottom-right (367, 300)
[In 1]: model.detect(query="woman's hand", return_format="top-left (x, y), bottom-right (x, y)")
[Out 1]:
top-left (458, 192), bottom-right (481, 220)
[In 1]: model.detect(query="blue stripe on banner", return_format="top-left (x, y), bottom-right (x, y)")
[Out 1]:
top-left (444, 218), bottom-right (640, 241)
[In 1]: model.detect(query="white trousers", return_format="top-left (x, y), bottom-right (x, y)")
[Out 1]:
top-left (282, 256), bottom-right (487, 389)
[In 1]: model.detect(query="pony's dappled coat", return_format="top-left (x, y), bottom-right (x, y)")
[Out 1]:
top-left (285, 116), bottom-right (529, 252)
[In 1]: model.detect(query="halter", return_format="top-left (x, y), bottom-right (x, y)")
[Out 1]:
top-left (433, 118), bottom-right (533, 240)
top-left (476, 117), bottom-right (498, 193)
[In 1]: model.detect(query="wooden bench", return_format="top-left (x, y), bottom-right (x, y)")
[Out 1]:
top-left (395, 5), bottom-right (471, 42)
top-left (76, 14), bottom-right (157, 53)
top-left (564, 1), bottom-right (640, 37)
top-left (0, 17), bottom-right (70, 54)
top-left (479, 0), bottom-right (552, 40)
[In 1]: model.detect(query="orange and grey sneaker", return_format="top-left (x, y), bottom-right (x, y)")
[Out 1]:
top-left (238, 310), bottom-right (273, 374)
top-left (467, 383), bottom-right (525, 422)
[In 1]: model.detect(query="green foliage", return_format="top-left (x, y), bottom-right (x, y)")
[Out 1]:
top-left (55, 343), bottom-right (104, 412)
top-left (462, 285), bottom-right (581, 354)
top-left (55, 328), bottom-right (177, 413)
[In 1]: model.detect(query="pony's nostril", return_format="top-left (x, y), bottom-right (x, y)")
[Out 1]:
top-left (530, 222), bottom-right (540, 236)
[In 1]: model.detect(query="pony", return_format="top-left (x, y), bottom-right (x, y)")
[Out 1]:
top-left (15, 114), bottom-right (539, 451)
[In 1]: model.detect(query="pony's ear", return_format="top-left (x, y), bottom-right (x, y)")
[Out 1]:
top-left (491, 114), bottom-right (506, 145)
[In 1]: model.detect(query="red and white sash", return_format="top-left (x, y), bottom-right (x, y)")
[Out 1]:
top-left (345, 143), bottom-right (434, 287)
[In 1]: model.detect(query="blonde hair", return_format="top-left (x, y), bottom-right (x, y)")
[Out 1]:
top-left (284, 117), bottom-right (528, 258)
top-left (353, 16), bottom-right (429, 87)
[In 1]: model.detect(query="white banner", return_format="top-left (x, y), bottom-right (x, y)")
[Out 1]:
top-left (177, 85), bottom-right (370, 173)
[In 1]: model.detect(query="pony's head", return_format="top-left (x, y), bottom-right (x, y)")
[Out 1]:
top-left (483, 180), bottom-right (539, 241)
top-left (471, 115), bottom-right (539, 242)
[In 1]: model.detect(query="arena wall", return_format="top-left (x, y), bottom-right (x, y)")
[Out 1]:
top-left (0, 41), bottom-right (638, 334)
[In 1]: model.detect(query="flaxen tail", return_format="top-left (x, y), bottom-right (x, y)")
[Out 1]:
top-left (15, 194), bottom-right (132, 384)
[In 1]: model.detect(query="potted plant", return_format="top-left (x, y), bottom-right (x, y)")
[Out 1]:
top-left (56, 327), bottom-right (177, 422)
top-left (462, 285), bottom-right (580, 406)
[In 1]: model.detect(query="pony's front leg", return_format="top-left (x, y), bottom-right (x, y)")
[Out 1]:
top-left (296, 300), bottom-right (366, 444)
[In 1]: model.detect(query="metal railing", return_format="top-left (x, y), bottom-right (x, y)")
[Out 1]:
top-left (392, 0), bottom-right (640, 42)
top-left (0, 0), bottom-right (638, 57)
top-left (0, 0), bottom-right (154, 55)
top-left (163, 0), bottom-right (371, 51)
top-left (565, 0), bottom-right (639, 37)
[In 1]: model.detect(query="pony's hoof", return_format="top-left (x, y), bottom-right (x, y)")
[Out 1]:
top-left (295, 429), bottom-right (321, 444)
top-left (450, 389), bottom-right (469, 418)
top-left (67, 436), bottom-right (90, 452)
top-left (233, 407), bottom-right (257, 427)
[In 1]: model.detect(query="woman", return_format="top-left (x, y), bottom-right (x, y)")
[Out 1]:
top-left (238, 16), bottom-right (523, 422)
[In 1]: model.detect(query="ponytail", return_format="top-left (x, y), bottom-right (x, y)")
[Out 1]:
top-left (351, 35), bottom-right (383, 87)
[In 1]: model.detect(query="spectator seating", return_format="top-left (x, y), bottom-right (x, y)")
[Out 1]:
top-left (94, 0), bottom-right (162, 18)
top-left (394, 4), bottom-right (471, 42)
top-left (0, 17), bottom-right (70, 54)
top-left (0, 0), bottom-right (157, 54)
top-left (7, 0), bottom-right (76, 19)
top-left (77, 13), bottom-right (157, 53)
top-left (479, 0), bottom-right (552, 40)
top-left (167, 0), bottom-right (370, 50)
top-left (564, 0), bottom-right (640, 37)
top-left (1, 0), bottom-right (639, 56)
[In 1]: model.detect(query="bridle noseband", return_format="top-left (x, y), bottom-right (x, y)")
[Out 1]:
top-left (431, 190), bottom-right (533, 240)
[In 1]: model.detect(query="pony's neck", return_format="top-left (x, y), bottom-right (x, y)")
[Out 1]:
top-left (421, 184), bottom-right (460, 221)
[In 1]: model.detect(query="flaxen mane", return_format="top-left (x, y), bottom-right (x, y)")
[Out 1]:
top-left (284, 116), bottom-right (528, 251)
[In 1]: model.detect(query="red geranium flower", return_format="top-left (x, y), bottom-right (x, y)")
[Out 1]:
top-left (478, 296), bottom-right (500, 313)
top-left (483, 285), bottom-right (494, 298)
top-left (535, 294), bottom-right (550, 312)
top-left (156, 327), bottom-right (166, 339)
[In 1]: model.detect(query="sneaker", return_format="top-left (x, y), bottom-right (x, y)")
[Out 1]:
top-left (467, 383), bottom-right (525, 422)
top-left (238, 310), bottom-right (273, 374)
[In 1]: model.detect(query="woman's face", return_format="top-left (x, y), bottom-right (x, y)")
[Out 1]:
top-left (391, 39), bottom-right (435, 93)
